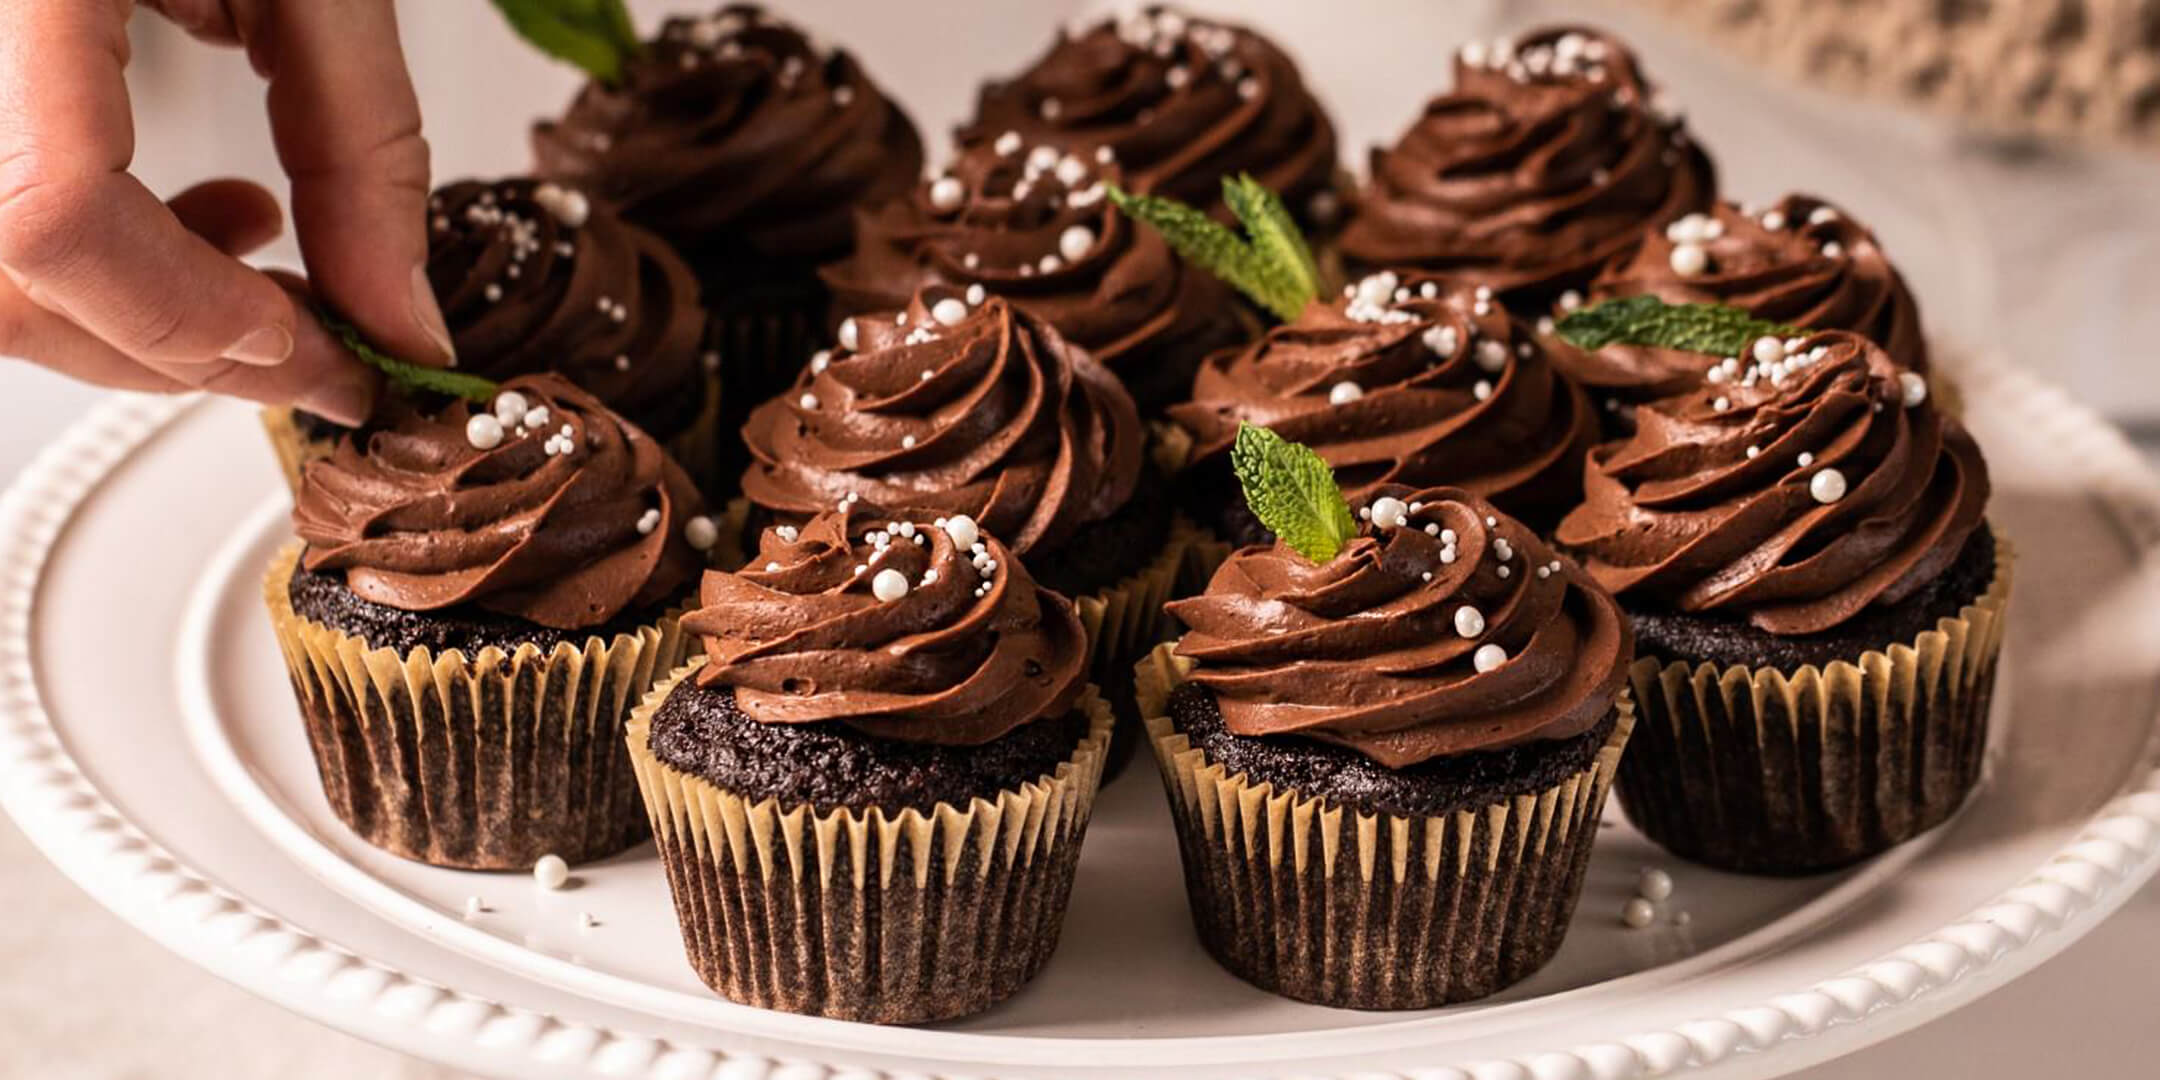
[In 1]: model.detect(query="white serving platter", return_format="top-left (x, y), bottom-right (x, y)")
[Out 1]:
top-left (3, 347), bottom-right (2158, 1080)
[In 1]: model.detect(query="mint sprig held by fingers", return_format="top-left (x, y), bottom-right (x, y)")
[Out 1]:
top-left (1108, 173), bottom-right (1321, 322)
top-left (1555, 295), bottom-right (1800, 356)
top-left (1231, 423), bottom-right (1357, 564)
top-left (489, 0), bottom-right (644, 87)
top-left (320, 311), bottom-right (498, 404)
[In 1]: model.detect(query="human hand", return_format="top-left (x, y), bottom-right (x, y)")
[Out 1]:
top-left (0, 0), bottom-right (455, 425)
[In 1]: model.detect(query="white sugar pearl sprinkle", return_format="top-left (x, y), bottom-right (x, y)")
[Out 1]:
top-left (1473, 380), bottom-right (1493, 401)
top-left (1454, 606), bottom-right (1486, 637)
top-left (683, 516), bottom-right (718, 551)
top-left (1476, 340), bottom-right (1508, 371)
top-left (1473, 643), bottom-right (1507, 673)
top-left (1638, 867), bottom-right (1674, 901)
top-left (965, 283), bottom-right (986, 306)
top-left (1796, 451), bottom-right (1815, 467)
top-left (810, 350), bottom-right (831, 374)
top-left (993, 130), bottom-right (1023, 156)
top-left (465, 414), bottom-right (504, 450)
top-left (1899, 371), bottom-right (1928, 407)
top-left (901, 434), bottom-right (918, 449)
top-left (1327, 381), bottom-right (1363, 405)
top-left (942, 514), bottom-right (980, 548)
top-left (1669, 242), bottom-right (1708, 277)
top-left (798, 393), bottom-right (820, 410)
top-left (764, 561), bottom-right (781, 572)
top-left (1622, 897), bottom-right (1656, 929)
top-left (928, 176), bottom-right (965, 212)
top-left (1752, 336), bottom-right (1783, 364)
top-left (532, 855), bottom-right (569, 890)
top-left (837, 318), bottom-right (860, 351)
top-left (1810, 468), bottom-right (1848, 503)
top-left (1369, 497), bottom-right (1408, 529)
top-left (931, 298), bottom-right (969, 326)
top-left (1058, 224), bottom-right (1096, 262)
top-left (1808, 206), bottom-right (1839, 225)
top-left (871, 568), bottom-right (910, 602)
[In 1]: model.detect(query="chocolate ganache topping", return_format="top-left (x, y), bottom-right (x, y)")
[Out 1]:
top-left (683, 510), bottom-right (1087, 744)
top-left (426, 179), bottom-right (708, 438)
top-left (819, 138), bottom-right (1243, 409)
top-left (958, 5), bottom-right (1341, 226)
top-left (1170, 487), bottom-right (1631, 768)
top-left (1170, 270), bottom-right (1598, 525)
top-left (295, 375), bottom-right (708, 630)
top-left (741, 289), bottom-right (1143, 557)
top-left (1559, 195), bottom-right (1930, 402)
top-left (1556, 331), bottom-right (1987, 635)
top-left (1337, 26), bottom-right (1716, 305)
top-left (532, 4), bottom-right (924, 276)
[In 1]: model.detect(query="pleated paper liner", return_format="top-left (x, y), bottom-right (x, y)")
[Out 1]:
top-left (1134, 643), bottom-right (1637, 1009)
top-left (262, 544), bottom-right (692, 870)
top-left (1616, 534), bottom-right (2015, 876)
top-left (626, 660), bottom-right (1115, 1024)
top-left (257, 374), bottom-right (724, 500)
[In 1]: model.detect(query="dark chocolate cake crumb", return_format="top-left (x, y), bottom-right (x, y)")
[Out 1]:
top-left (1628, 522), bottom-right (1998, 671)
top-left (1167, 681), bottom-right (1618, 819)
top-left (648, 680), bottom-right (1088, 814)
top-left (288, 564), bottom-right (679, 657)
top-left (1029, 464), bottom-right (1174, 598)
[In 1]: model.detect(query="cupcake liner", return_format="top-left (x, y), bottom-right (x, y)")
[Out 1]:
top-left (263, 544), bottom-right (691, 869)
top-left (1616, 534), bottom-right (2014, 875)
top-left (259, 406), bottom-right (339, 496)
top-left (260, 376), bottom-right (725, 501)
top-left (626, 661), bottom-right (1114, 1024)
top-left (1135, 643), bottom-right (1636, 1009)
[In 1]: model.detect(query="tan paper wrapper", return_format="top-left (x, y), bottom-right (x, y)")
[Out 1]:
top-left (263, 544), bottom-right (691, 869)
top-left (1617, 534), bottom-right (2015, 875)
top-left (257, 372), bottom-right (725, 499)
top-left (1135, 643), bottom-right (1636, 1009)
top-left (627, 661), bottom-right (1114, 1024)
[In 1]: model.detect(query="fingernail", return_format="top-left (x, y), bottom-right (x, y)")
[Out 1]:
top-left (227, 325), bottom-right (294, 366)
top-left (296, 373), bottom-right (374, 427)
top-left (409, 264), bottom-right (458, 367)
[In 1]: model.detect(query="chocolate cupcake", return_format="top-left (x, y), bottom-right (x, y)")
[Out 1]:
top-left (264, 375), bottom-right (713, 869)
top-left (741, 287), bottom-right (1199, 767)
top-left (1140, 480), bottom-right (1635, 1008)
top-left (820, 138), bottom-right (1253, 414)
top-left (263, 177), bottom-right (720, 496)
top-left (1555, 194), bottom-right (1930, 422)
top-left (1337, 26), bottom-right (1716, 311)
top-left (958, 5), bottom-right (1345, 232)
top-left (626, 509), bottom-right (1112, 1023)
top-left (1556, 330), bottom-right (2010, 874)
top-left (1167, 270), bottom-right (1599, 541)
top-left (533, 4), bottom-right (924, 418)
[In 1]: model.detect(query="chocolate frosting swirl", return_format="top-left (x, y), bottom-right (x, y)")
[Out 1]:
top-left (1337, 26), bottom-right (1716, 305)
top-left (1169, 487), bottom-right (1631, 768)
top-left (1560, 194), bottom-right (1930, 402)
top-left (1556, 331), bottom-right (1987, 635)
top-left (741, 289), bottom-right (1143, 557)
top-left (958, 5), bottom-right (1341, 224)
top-left (683, 510), bottom-right (1087, 745)
top-left (532, 4), bottom-right (924, 273)
top-left (1170, 271), bottom-right (1598, 525)
top-left (819, 139), bottom-right (1242, 404)
top-left (426, 178), bottom-right (708, 438)
top-left (295, 375), bottom-right (707, 630)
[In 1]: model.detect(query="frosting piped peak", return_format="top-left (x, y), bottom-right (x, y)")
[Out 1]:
top-left (682, 509), bottom-right (1087, 745)
top-left (819, 137), bottom-right (1242, 408)
top-left (1170, 486), bottom-right (1632, 768)
top-left (532, 4), bottom-right (924, 272)
top-left (294, 375), bottom-right (708, 630)
top-left (425, 178), bottom-right (708, 438)
top-left (741, 288), bottom-right (1143, 556)
top-left (1556, 330), bottom-right (1987, 634)
top-left (958, 5), bottom-right (1341, 226)
top-left (1338, 25), bottom-right (1716, 305)
top-left (1171, 271), bottom-right (1597, 526)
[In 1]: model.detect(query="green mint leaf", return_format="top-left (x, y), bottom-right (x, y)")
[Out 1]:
top-left (320, 311), bottom-right (498, 404)
top-left (489, 0), bottom-right (644, 86)
top-left (1556, 295), bottom-right (1801, 356)
top-left (1230, 423), bottom-right (1357, 564)
top-left (1223, 173), bottom-right (1320, 309)
top-left (1108, 184), bottom-right (1307, 321)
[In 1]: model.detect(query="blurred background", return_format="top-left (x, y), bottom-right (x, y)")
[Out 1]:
top-left (3, 0), bottom-right (2157, 1077)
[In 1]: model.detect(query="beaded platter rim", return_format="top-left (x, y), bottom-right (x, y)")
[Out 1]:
top-left (1, 348), bottom-right (2158, 1080)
